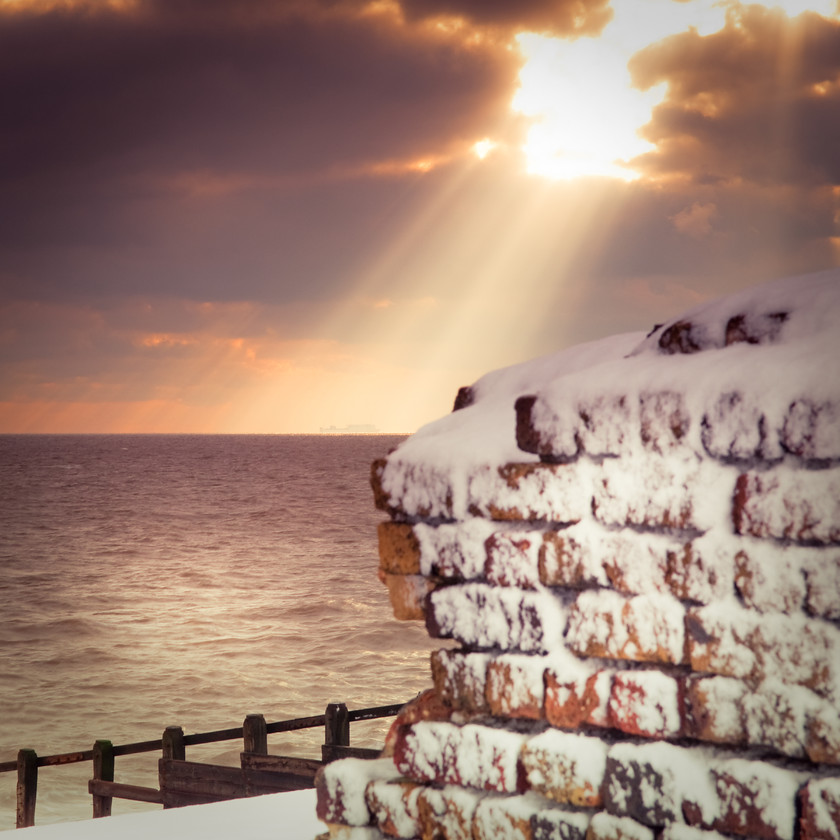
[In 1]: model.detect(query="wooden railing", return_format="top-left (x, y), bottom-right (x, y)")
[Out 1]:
top-left (0, 701), bottom-right (404, 829)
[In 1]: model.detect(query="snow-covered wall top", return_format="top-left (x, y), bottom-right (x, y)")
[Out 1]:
top-left (319, 269), bottom-right (840, 840)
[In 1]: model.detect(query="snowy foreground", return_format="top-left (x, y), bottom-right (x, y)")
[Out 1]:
top-left (11, 790), bottom-right (321, 839)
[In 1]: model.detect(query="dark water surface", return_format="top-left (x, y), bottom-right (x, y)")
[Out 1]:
top-left (0, 434), bottom-right (437, 830)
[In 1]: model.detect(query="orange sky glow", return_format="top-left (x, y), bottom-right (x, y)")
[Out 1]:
top-left (0, 0), bottom-right (838, 433)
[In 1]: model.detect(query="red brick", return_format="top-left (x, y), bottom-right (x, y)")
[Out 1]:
top-left (567, 590), bottom-right (685, 666)
top-left (803, 552), bottom-right (840, 620)
top-left (682, 675), bottom-right (747, 746)
top-left (365, 779), bottom-right (423, 839)
top-left (379, 572), bottom-right (436, 621)
top-left (687, 605), bottom-right (840, 702)
top-left (733, 468), bottom-right (840, 545)
top-left (315, 757), bottom-right (401, 827)
top-left (531, 808), bottom-right (591, 840)
top-left (486, 654), bottom-right (548, 720)
top-left (473, 794), bottom-right (538, 840)
top-left (430, 649), bottom-right (490, 714)
top-left (607, 670), bottom-right (682, 739)
top-left (539, 527), bottom-right (607, 588)
top-left (733, 546), bottom-right (805, 614)
top-left (575, 394), bottom-right (634, 457)
top-left (586, 813), bottom-right (655, 840)
top-left (378, 521), bottom-right (421, 575)
top-left (382, 689), bottom-right (453, 758)
top-left (544, 664), bottom-right (612, 730)
top-left (805, 696), bottom-right (840, 765)
top-left (413, 520), bottom-right (495, 580)
top-left (417, 786), bottom-right (485, 840)
top-left (485, 532), bottom-right (541, 589)
top-left (740, 682), bottom-right (811, 759)
top-left (592, 458), bottom-right (729, 533)
top-left (639, 391), bottom-right (691, 455)
top-left (603, 533), bottom-right (731, 605)
top-left (700, 391), bottom-right (779, 461)
top-left (703, 758), bottom-right (806, 840)
top-left (799, 777), bottom-right (840, 840)
top-left (783, 399), bottom-right (840, 462)
top-left (604, 742), bottom-right (715, 829)
top-left (467, 462), bottom-right (588, 524)
top-left (426, 584), bottom-right (566, 653)
top-left (394, 721), bottom-right (528, 794)
top-left (521, 730), bottom-right (607, 807)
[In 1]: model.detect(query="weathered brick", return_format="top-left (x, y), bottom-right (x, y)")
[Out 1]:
top-left (733, 468), bottom-right (840, 545)
top-left (486, 654), bottom-right (548, 720)
top-left (733, 545), bottom-right (806, 614)
top-left (417, 786), bottom-right (485, 840)
top-left (515, 394), bottom-right (579, 461)
top-left (799, 777), bottom-right (840, 840)
top-left (365, 779), bottom-right (423, 839)
top-left (607, 670), bottom-right (682, 739)
top-left (575, 394), bottom-right (634, 457)
top-left (430, 649), bottom-right (490, 714)
top-left (379, 572), bottom-right (436, 621)
top-left (602, 532), bottom-right (732, 605)
top-left (740, 681), bottom-right (812, 759)
top-left (701, 390), bottom-right (780, 461)
top-left (586, 812), bottom-right (655, 840)
top-left (316, 758), bottom-right (401, 827)
top-left (539, 527), bottom-right (608, 588)
top-left (371, 457), bottom-right (454, 519)
top-left (682, 675), bottom-right (747, 746)
top-left (592, 457), bottom-right (731, 533)
top-left (382, 689), bottom-right (453, 758)
top-left (426, 584), bottom-right (567, 653)
top-left (394, 721), bottom-right (528, 794)
top-left (414, 520), bottom-right (496, 579)
top-left (783, 399), bottom-right (840, 462)
top-left (544, 661), bottom-right (612, 730)
top-left (567, 590), bottom-right (685, 665)
top-left (521, 730), bottom-right (607, 807)
top-left (661, 826), bottom-right (733, 840)
top-left (467, 462), bottom-right (588, 523)
top-left (803, 552), bottom-right (840, 620)
top-left (639, 391), bottom-right (691, 455)
top-left (605, 742), bottom-right (717, 829)
top-left (705, 758), bottom-right (806, 840)
top-left (685, 603), bottom-right (760, 680)
top-left (378, 521), bottom-right (421, 575)
top-left (473, 794), bottom-right (543, 840)
top-left (805, 695), bottom-right (840, 765)
top-left (485, 532), bottom-right (542, 589)
top-left (531, 808), bottom-right (591, 840)
top-left (686, 605), bottom-right (840, 703)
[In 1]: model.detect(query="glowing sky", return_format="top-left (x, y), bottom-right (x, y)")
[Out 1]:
top-left (1, 0), bottom-right (838, 433)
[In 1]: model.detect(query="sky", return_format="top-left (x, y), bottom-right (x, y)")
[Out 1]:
top-left (0, 0), bottom-right (838, 434)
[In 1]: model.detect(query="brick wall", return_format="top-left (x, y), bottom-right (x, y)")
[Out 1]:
top-left (316, 276), bottom-right (840, 840)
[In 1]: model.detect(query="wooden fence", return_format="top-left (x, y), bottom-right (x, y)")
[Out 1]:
top-left (0, 700), bottom-right (404, 829)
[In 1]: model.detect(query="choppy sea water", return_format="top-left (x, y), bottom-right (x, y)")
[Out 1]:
top-left (0, 434), bottom-right (439, 831)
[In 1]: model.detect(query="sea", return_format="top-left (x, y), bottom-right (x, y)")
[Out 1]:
top-left (0, 434), bottom-right (443, 831)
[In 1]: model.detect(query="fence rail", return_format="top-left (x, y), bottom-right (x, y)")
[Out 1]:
top-left (1, 700), bottom-right (405, 828)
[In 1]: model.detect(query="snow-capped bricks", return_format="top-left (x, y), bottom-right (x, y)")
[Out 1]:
top-left (316, 270), bottom-right (840, 840)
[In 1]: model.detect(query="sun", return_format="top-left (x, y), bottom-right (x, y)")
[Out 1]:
top-left (512, 0), bottom-right (840, 181)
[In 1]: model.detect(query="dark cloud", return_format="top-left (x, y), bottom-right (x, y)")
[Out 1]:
top-left (397, 0), bottom-right (612, 36)
top-left (0, 0), bottom-right (522, 302)
top-left (629, 6), bottom-right (840, 186)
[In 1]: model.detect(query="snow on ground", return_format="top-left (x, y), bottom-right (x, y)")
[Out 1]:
top-left (8, 790), bottom-right (321, 839)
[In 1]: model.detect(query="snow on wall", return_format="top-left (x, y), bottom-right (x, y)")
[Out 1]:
top-left (319, 270), bottom-right (840, 840)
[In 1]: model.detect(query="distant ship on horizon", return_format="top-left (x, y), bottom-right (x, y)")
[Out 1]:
top-left (318, 423), bottom-right (379, 434)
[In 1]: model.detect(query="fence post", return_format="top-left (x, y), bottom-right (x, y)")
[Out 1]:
top-left (243, 714), bottom-right (267, 755)
top-left (162, 726), bottom-right (186, 761)
top-left (16, 749), bottom-right (38, 828)
top-left (324, 703), bottom-right (349, 748)
top-left (91, 740), bottom-right (115, 818)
